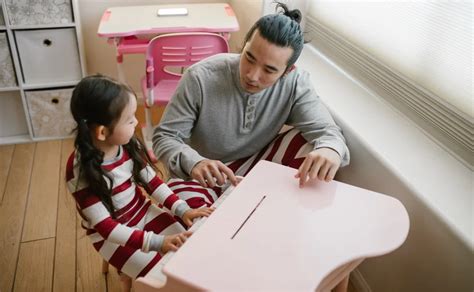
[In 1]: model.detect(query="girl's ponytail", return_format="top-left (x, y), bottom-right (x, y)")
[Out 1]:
top-left (70, 75), bottom-right (128, 218)
top-left (123, 136), bottom-right (161, 190)
top-left (74, 117), bottom-right (116, 217)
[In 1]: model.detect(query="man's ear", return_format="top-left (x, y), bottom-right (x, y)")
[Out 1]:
top-left (94, 125), bottom-right (108, 141)
top-left (284, 64), bottom-right (296, 76)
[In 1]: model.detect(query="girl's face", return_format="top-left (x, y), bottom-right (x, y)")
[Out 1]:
top-left (105, 93), bottom-right (138, 146)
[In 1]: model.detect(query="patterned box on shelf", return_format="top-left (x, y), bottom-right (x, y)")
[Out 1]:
top-left (5, 0), bottom-right (73, 26)
top-left (15, 28), bottom-right (82, 85)
top-left (0, 32), bottom-right (16, 88)
top-left (25, 88), bottom-right (76, 138)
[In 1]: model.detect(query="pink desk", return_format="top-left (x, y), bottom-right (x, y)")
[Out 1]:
top-left (97, 3), bottom-right (239, 81)
top-left (136, 161), bottom-right (409, 291)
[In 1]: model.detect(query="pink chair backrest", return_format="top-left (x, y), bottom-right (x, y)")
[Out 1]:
top-left (145, 32), bottom-right (229, 88)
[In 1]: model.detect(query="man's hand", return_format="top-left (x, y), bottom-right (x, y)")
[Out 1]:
top-left (295, 148), bottom-right (341, 187)
top-left (191, 159), bottom-right (238, 188)
top-left (182, 207), bottom-right (215, 227)
top-left (161, 231), bottom-right (193, 253)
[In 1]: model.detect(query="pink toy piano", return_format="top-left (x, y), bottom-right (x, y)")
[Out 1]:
top-left (135, 161), bottom-right (410, 291)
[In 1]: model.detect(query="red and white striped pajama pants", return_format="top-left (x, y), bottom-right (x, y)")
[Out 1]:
top-left (168, 129), bottom-right (312, 209)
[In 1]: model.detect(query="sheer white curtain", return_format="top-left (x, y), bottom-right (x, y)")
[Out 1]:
top-left (307, 1), bottom-right (472, 119)
top-left (261, 0), bottom-right (473, 166)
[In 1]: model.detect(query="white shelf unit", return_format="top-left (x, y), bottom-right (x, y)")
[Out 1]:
top-left (0, 0), bottom-right (86, 145)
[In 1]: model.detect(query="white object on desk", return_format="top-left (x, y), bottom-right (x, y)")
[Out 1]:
top-left (159, 160), bottom-right (409, 291)
top-left (157, 8), bottom-right (188, 17)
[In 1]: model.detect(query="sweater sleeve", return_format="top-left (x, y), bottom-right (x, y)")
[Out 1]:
top-left (139, 165), bottom-right (191, 218)
top-left (286, 71), bottom-right (350, 166)
top-left (152, 69), bottom-right (207, 179)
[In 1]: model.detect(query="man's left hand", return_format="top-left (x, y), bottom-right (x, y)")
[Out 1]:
top-left (295, 148), bottom-right (341, 187)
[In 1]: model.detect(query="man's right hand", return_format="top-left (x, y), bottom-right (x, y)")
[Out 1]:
top-left (191, 159), bottom-right (238, 188)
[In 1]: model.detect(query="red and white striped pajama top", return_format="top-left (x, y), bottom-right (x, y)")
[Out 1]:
top-left (66, 146), bottom-right (188, 279)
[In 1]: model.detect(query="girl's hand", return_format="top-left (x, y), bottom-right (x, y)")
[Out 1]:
top-left (182, 207), bottom-right (215, 227)
top-left (161, 231), bottom-right (193, 253)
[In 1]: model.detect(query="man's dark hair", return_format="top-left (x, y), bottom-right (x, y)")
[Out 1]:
top-left (243, 2), bottom-right (304, 71)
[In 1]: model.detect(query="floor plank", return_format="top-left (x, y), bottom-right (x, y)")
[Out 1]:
top-left (137, 103), bottom-right (165, 124)
top-left (22, 140), bottom-right (62, 242)
top-left (52, 139), bottom-right (76, 292)
top-left (135, 104), bottom-right (167, 162)
top-left (106, 268), bottom-right (123, 292)
top-left (13, 238), bottom-right (55, 292)
top-left (76, 212), bottom-right (107, 292)
top-left (0, 144), bottom-right (15, 204)
top-left (0, 143), bottom-right (35, 292)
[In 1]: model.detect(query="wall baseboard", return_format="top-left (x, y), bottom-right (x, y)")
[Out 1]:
top-left (350, 268), bottom-right (372, 292)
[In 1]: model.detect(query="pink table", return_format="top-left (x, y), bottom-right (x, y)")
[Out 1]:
top-left (97, 3), bottom-right (239, 81)
top-left (136, 161), bottom-right (409, 291)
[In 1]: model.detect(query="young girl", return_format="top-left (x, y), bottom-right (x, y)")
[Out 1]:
top-left (66, 74), bottom-right (213, 279)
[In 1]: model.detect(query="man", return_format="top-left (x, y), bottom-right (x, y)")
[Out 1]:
top-left (153, 3), bottom-right (349, 204)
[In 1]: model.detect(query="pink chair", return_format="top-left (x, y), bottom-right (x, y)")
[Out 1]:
top-left (140, 32), bottom-right (229, 158)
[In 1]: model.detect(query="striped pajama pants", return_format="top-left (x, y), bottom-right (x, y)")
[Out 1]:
top-left (168, 129), bottom-right (312, 209)
top-left (88, 201), bottom-right (186, 279)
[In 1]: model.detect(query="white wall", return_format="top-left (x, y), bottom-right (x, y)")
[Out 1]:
top-left (337, 125), bottom-right (472, 292)
top-left (76, 0), bottom-right (229, 92)
top-left (228, 0), bottom-right (263, 52)
top-left (297, 47), bottom-right (473, 292)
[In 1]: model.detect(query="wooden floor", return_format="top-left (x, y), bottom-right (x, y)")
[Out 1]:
top-left (0, 105), bottom-right (358, 292)
top-left (0, 139), bottom-right (126, 292)
top-left (0, 104), bottom-right (161, 292)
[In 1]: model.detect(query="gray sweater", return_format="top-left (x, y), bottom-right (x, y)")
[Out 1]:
top-left (153, 53), bottom-right (349, 179)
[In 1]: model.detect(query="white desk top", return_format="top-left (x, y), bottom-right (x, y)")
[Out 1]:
top-left (163, 161), bottom-right (410, 291)
top-left (97, 3), bottom-right (239, 38)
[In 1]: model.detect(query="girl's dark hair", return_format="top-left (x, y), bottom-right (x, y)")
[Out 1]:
top-left (70, 74), bottom-right (156, 218)
top-left (243, 2), bottom-right (305, 71)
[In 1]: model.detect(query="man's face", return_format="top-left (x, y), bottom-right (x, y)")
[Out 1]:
top-left (239, 30), bottom-right (293, 94)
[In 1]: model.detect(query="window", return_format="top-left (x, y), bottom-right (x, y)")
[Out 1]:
top-left (286, 1), bottom-right (472, 167)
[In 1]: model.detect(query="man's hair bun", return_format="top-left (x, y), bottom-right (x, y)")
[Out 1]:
top-left (285, 8), bottom-right (302, 24)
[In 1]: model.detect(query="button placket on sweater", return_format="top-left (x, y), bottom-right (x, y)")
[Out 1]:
top-left (243, 95), bottom-right (257, 131)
